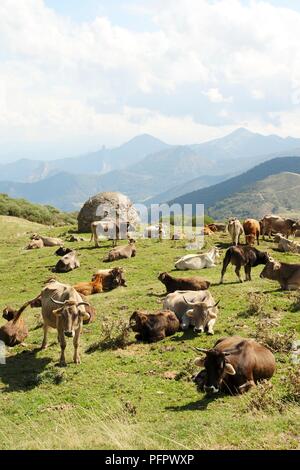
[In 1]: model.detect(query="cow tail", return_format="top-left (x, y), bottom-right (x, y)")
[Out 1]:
top-left (13, 294), bottom-right (42, 324)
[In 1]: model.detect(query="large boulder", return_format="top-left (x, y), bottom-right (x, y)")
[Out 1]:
top-left (77, 192), bottom-right (139, 233)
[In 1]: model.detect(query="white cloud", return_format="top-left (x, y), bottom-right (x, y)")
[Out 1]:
top-left (1, 0), bottom-right (300, 159)
top-left (203, 88), bottom-right (233, 103)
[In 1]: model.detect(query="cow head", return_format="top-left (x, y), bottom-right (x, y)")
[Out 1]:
top-left (158, 272), bottom-right (168, 282)
top-left (51, 298), bottom-right (90, 337)
top-left (2, 306), bottom-right (17, 321)
top-left (111, 267), bottom-right (127, 287)
top-left (129, 310), bottom-right (148, 332)
top-left (194, 347), bottom-right (238, 394)
top-left (260, 259), bottom-right (281, 279)
top-left (183, 296), bottom-right (220, 333)
top-left (246, 234), bottom-right (255, 246)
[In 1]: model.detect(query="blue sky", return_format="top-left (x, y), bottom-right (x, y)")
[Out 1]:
top-left (1, 0), bottom-right (300, 162)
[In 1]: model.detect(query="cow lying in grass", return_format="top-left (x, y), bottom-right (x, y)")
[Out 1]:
top-left (220, 245), bottom-right (269, 283)
top-left (129, 310), bottom-right (180, 342)
top-left (193, 336), bottom-right (276, 395)
top-left (31, 234), bottom-right (63, 247)
top-left (158, 272), bottom-right (210, 293)
top-left (0, 298), bottom-right (39, 347)
top-left (274, 233), bottom-right (300, 254)
top-left (73, 267), bottom-right (127, 297)
top-left (163, 290), bottom-right (219, 335)
top-left (54, 251), bottom-right (80, 273)
top-left (104, 239), bottom-right (136, 262)
top-left (260, 259), bottom-right (300, 290)
top-left (175, 247), bottom-right (220, 270)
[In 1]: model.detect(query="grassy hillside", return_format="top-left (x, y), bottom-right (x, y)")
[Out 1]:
top-left (0, 216), bottom-right (299, 450)
top-left (0, 193), bottom-right (77, 226)
top-left (208, 172), bottom-right (300, 219)
top-left (172, 157), bottom-right (300, 215)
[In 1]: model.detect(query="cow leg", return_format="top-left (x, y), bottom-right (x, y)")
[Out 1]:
top-left (235, 265), bottom-right (243, 283)
top-left (220, 253), bottom-right (231, 284)
top-left (257, 231), bottom-right (260, 246)
top-left (58, 331), bottom-right (67, 367)
top-left (73, 328), bottom-right (81, 364)
top-left (41, 324), bottom-right (49, 349)
top-left (238, 379), bottom-right (255, 394)
top-left (244, 265), bottom-right (251, 282)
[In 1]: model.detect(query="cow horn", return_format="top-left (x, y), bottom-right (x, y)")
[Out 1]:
top-left (183, 295), bottom-right (201, 307)
top-left (194, 347), bottom-right (209, 353)
top-left (50, 297), bottom-right (65, 306)
top-left (77, 302), bottom-right (90, 307)
top-left (207, 300), bottom-right (220, 309)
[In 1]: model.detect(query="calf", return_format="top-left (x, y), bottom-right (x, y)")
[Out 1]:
top-left (193, 336), bottom-right (276, 395)
top-left (260, 259), bottom-right (300, 290)
top-left (54, 251), bottom-right (80, 273)
top-left (73, 273), bottom-right (104, 296)
top-left (158, 272), bottom-right (210, 293)
top-left (104, 239), bottom-right (136, 262)
top-left (129, 310), bottom-right (180, 343)
top-left (227, 218), bottom-right (244, 246)
top-left (220, 246), bottom-right (269, 283)
top-left (243, 218), bottom-right (260, 246)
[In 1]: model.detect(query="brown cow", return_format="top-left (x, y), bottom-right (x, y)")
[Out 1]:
top-left (193, 336), bottom-right (276, 395)
top-left (243, 218), bottom-right (260, 246)
top-left (260, 215), bottom-right (297, 240)
top-left (220, 246), bottom-right (269, 283)
top-left (260, 259), bottom-right (300, 290)
top-left (0, 298), bottom-right (38, 347)
top-left (92, 267), bottom-right (127, 290)
top-left (158, 272), bottom-right (210, 293)
top-left (73, 274), bottom-right (104, 297)
top-left (129, 310), bottom-right (180, 343)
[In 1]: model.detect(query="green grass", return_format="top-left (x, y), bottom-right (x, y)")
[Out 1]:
top-left (0, 215), bottom-right (299, 450)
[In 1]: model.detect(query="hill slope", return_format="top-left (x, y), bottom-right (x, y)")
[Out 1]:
top-left (171, 157), bottom-right (300, 216)
top-left (208, 172), bottom-right (300, 219)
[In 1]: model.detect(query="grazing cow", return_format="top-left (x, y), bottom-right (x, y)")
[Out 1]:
top-left (274, 233), bottom-right (300, 254)
top-left (55, 247), bottom-right (73, 257)
top-left (260, 215), bottom-right (297, 240)
top-left (40, 280), bottom-right (90, 365)
top-left (158, 272), bottom-right (210, 293)
top-left (220, 246), bottom-right (269, 283)
top-left (193, 336), bottom-right (276, 395)
top-left (26, 238), bottom-right (44, 250)
top-left (53, 251), bottom-right (80, 273)
top-left (175, 247), bottom-right (220, 270)
top-left (0, 298), bottom-right (37, 347)
top-left (129, 310), bottom-right (180, 343)
top-left (243, 218), bottom-right (260, 246)
top-left (92, 267), bottom-right (127, 290)
top-left (227, 218), bottom-right (244, 246)
top-left (260, 259), bottom-right (300, 290)
top-left (103, 239), bottom-right (136, 262)
top-left (31, 234), bottom-right (63, 247)
top-left (163, 290), bottom-right (219, 334)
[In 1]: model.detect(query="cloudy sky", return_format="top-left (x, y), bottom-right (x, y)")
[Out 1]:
top-left (1, 0), bottom-right (300, 161)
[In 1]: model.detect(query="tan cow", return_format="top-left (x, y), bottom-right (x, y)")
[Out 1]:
top-left (260, 215), bottom-right (296, 240)
top-left (40, 280), bottom-right (90, 366)
top-left (227, 218), bottom-right (244, 246)
top-left (243, 218), bottom-right (260, 246)
top-left (31, 234), bottom-right (63, 247)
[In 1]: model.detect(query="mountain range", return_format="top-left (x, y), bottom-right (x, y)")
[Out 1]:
top-left (1, 128), bottom-right (300, 213)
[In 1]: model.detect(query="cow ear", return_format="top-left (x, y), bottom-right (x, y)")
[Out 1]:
top-left (80, 311), bottom-right (90, 322)
top-left (53, 308), bottom-right (63, 316)
top-left (186, 309), bottom-right (194, 318)
top-left (224, 363), bottom-right (236, 375)
top-left (194, 357), bottom-right (205, 367)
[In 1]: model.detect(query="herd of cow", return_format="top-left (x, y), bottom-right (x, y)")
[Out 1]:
top-left (0, 213), bottom-right (299, 396)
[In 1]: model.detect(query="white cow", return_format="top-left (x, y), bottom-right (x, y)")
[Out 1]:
top-left (274, 233), bottom-right (300, 254)
top-left (175, 247), bottom-right (220, 270)
top-left (144, 224), bottom-right (166, 239)
top-left (163, 290), bottom-right (219, 334)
